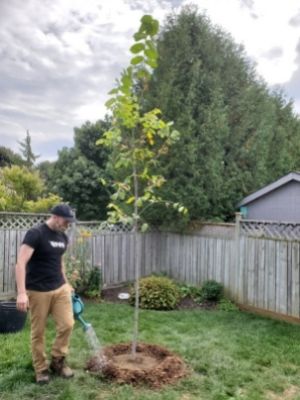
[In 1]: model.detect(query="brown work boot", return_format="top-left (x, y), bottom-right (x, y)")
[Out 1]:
top-left (36, 369), bottom-right (50, 384)
top-left (50, 356), bottom-right (74, 379)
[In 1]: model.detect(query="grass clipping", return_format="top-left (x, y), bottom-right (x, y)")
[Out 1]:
top-left (86, 342), bottom-right (187, 388)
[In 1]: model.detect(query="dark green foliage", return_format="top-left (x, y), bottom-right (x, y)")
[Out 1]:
top-left (37, 160), bottom-right (55, 184)
top-left (44, 117), bottom-right (113, 220)
top-left (84, 267), bottom-right (102, 298)
top-left (199, 280), bottom-right (224, 302)
top-left (130, 275), bottom-right (181, 310)
top-left (49, 147), bottom-right (109, 220)
top-left (0, 146), bottom-right (24, 167)
top-left (144, 6), bottom-right (300, 225)
top-left (74, 267), bottom-right (102, 298)
top-left (74, 118), bottom-right (111, 168)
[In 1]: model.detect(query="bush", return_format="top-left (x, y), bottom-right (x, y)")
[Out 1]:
top-left (130, 275), bottom-right (181, 310)
top-left (199, 280), bottom-right (223, 302)
top-left (177, 283), bottom-right (202, 299)
top-left (68, 266), bottom-right (102, 298)
top-left (84, 267), bottom-right (102, 298)
top-left (217, 298), bottom-right (239, 311)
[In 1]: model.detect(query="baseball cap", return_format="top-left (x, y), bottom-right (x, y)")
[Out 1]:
top-left (50, 204), bottom-right (76, 222)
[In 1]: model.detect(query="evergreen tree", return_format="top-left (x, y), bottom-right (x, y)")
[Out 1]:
top-left (145, 6), bottom-right (300, 223)
top-left (18, 130), bottom-right (39, 168)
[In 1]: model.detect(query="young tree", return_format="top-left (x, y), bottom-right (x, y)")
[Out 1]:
top-left (18, 130), bottom-right (39, 168)
top-left (98, 15), bottom-right (187, 357)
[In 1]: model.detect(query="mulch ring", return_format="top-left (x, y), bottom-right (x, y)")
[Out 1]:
top-left (86, 342), bottom-right (187, 388)
top-left (101, 285), bottom-right (218, 310)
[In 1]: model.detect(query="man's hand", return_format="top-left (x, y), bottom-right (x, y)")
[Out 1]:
top-left (66, 283), bottom-right (74, 293)
top-left (16, 292), bottom-right (29, 312)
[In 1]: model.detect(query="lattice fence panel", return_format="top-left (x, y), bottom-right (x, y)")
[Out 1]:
top-left (0, 213), bottom-right (49, 230)
top-left (0, 212), bottom-right (133, 233)
top-left (76, 221), bottom-right (133, 233)
top-left (241, 220), bottom-right (300, 241)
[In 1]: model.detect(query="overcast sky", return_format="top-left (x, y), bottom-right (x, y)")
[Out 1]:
top-left (1, 0), bottom-right (300, 162)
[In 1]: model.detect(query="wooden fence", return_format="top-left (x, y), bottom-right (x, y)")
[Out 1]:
top-left (1, 214), bottom-right (300, 321)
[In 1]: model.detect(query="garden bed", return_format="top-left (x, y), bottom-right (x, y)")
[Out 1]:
top-left (101, 284), bottom-right (218, 310)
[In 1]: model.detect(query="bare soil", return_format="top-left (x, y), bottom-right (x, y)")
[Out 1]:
top-left (86, 342), bottom-right (187, 388)
top-left (85, 285), bottom-right (217, 387)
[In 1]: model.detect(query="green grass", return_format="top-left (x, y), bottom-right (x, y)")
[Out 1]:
top-left (1, 303), bottom-right (300, 399)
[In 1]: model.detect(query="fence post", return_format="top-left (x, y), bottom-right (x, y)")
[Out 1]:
top-left (69, 209), bottom-right (77, 256)
top-left (234, 212), bottom-right (242, 302)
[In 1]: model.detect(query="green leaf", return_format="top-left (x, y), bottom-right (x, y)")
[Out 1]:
top-left (130, 43), bottom-right (145, 54)
top-left (131, 55), bottom-right (144, 65)
top-left (145, 48), bottom-right (157, 60)
top-left (133, 32), bottom-right (147, 41)
top-left (141, 223), bottom-right (149, 233)
top-left (126, 196), bottom-right (135, 204)
top-left (99, 178), bottom-right (106, 186)
top-left (105, 98), bottom-right (115, 108)
top-left (146, 59), bottom-right (157, 69)
top-left (121, 73), bottom-right (132, 88)
top-left (136, 69), bottom-right (151, 81)
top-left (108, 88), bottom-right (118, 95)
top-left (140, 15), bottom-right (159, 36)
top-left (111, 193), bottom-right (118, 201)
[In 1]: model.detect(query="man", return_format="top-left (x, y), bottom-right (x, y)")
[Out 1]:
top-left (16, 204), bottom-right (75, 384)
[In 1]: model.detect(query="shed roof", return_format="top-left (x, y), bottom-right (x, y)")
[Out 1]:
top-left (238, 171), bottom-right (300, 207)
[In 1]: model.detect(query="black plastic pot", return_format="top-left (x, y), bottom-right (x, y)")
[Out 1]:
top-left (0, 301), bottom-right (27, 334)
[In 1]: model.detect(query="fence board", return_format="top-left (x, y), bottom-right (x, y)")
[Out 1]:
top-left (276, 241), bottom-right (288, 315)
top-left (1, 223), bottom-right (300, 323)
top-left (291, 242), bottom-right (300, 317)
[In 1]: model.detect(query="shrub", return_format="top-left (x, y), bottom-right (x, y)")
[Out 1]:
top-left (217, 298), bottom-right (239, 311)
top-left (177, 283), bottom-right (202, 299)
top-left (67, 266), bottom-right (102, 298)
top-left (84, 267), bottom-right (102, 298)
top-left (130, 275), bottom-right (181, 310)
top-left (198, 280), bottom-right (223, 302)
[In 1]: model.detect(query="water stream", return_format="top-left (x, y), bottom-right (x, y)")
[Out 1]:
top-left (84, 325), bottom-right (108, 369)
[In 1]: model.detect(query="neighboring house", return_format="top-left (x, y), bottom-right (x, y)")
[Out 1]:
top-left (238, 171), bottom-right (300, 222)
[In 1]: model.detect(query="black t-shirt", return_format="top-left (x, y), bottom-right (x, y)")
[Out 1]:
top-left (22, 223), bottom-right (68, 291)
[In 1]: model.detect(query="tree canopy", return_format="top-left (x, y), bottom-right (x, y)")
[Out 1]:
top-left (46, 120), bottom-right (111, 220)
top-left (0, 165), bottom-right (61, 212)
top-left (0, 146), bottom-right (24, 168)
top-left (144, 6), bottom-right (300, 224)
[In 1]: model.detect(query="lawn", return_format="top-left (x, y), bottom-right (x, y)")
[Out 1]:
top-left (1, 302), bottom-right (300, 400)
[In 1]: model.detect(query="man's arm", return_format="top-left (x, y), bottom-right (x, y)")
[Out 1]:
top-left (61, 257), bottom-right (73, 292)
top-left (15, 244), bottom-right (34, 312)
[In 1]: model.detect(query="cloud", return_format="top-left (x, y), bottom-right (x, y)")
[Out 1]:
top-left (289, 10), bottom-right (300, 27)
top-left (1, 0), bottom-right (300, 161)
top-left (239, 0), bottom-right (259, 19)
top-left (261, 47), bottom-right (284, 60)
top-left (282, 38), bottom-right (300, 110)
top-left (0, 0), bottom-right (176, 161)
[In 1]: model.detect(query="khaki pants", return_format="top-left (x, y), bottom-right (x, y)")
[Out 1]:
top-left (27, 284), bottom-right (74, 374)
